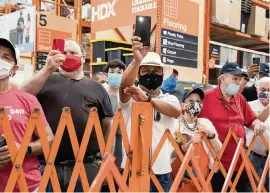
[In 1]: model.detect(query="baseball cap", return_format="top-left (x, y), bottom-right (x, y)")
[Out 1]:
top-left (220, 62), bottom-right (247, 77)
top-left (259, 63), bottom-right (269, 77)
top-left (182, 87), bottom-right (204, 103)
top-left (0, 38), bottom-right (20, 65)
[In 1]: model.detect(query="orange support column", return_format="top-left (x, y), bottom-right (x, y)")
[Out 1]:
top-left (129, 102), bottom-right (153, 192)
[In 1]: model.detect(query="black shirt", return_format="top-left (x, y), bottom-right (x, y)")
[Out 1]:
top-left (37, 73), bottom-right (113, 162)
top-left (242, 84), bottom-right (258, 102)
top-left (17, 17), bottom-right (24, 33)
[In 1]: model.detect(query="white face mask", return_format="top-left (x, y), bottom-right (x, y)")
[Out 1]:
top-left (0, 59), bottom-right (13, 79)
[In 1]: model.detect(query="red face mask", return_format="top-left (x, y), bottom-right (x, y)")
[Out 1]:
top-left (61, 55), bottom-right (82, 72)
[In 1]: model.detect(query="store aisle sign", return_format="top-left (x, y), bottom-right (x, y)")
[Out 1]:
top-left (160, 0), bottom-right (199, 68)
top-left (36, 12), bottom-right (77, 70)
top-left (0, 6), bottom-right (36, 54)
top-left (91, 0), bottom-right (157, 32)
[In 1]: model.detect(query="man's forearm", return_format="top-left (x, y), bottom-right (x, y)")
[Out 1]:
top-left (102, 117), bottom-right (115, 153)
top-left (19, 67), bottom-right (52, 96)
top-left (239, 78), bottom-right (248, 93)
top-left (150, 99), bottom-right (181, 118)
top-left (257, 105), bottom-right (269, 122)
top-left (29, 127), bottom-right (54, 156)
top-left (121, 59), bottom-right (140, 88)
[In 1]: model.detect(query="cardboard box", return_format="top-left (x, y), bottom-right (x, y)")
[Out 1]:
top-left (229, 0), bottom-right (241, 30)
top-left (264, 18), bottom-right (270, 39)
top-left (211, 0), bottom-right (230, 27)
top-left (247, 6), bottom-right (266, 37)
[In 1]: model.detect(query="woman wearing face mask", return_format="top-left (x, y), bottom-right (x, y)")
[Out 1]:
top-left (198, 62), bottom-right (267, 192)
top-left (171, 88), bottom-right (222, 192)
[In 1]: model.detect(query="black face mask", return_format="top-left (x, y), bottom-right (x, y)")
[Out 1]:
top-left (139, 72), bottom-right (163, 90)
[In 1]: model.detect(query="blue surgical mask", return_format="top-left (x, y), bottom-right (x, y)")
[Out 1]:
top-left (225, 82), bottom-right (240, 96)
top-left (108, 73), bottom-right (122, 88)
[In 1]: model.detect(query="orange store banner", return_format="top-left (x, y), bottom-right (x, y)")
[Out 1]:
top-left (37, 28), bottom-right (72, 52)
top-left (91, 0), bottom-right (158, 33)
top-left (161, 0), bottom-right (199, 37)
top-left (36, 12), bottom-right (78, 69)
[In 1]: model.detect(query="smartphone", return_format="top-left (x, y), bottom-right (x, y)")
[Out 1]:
top-left (0, 138), bottom-right (7, 147)
top-left (52, 39), bottom-right (65, 54)
top-left (252, 57), bottom-right (260, 77)
top-left (135, 16), bottom-right (151, 46)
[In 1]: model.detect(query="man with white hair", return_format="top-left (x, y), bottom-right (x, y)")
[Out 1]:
top-left (245, 77), bottom-right (270, 191)
top-left (119, 36), bottom-right (181, 192)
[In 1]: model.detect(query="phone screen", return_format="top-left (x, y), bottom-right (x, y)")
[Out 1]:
top-left (135, 16), bottom-right (151, 46)
top-left (253, 57), bottom-right (260, 65)
top-left (52, 39), bottom-right (65, 54)
top-left (0, 138), bottom-right (6, 147)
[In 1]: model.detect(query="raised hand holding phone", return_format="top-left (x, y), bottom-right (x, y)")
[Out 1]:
top-left (135, 16), bottom-right (151, 46)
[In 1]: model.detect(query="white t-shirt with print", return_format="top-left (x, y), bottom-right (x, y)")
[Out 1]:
top-left (246, 100), bottom-right (270, 156)
top-left (119, 91), bottom-right (180, 175)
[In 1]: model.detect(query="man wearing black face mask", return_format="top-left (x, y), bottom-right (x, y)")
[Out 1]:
top-left (119, 36), bottom-right (181, 192)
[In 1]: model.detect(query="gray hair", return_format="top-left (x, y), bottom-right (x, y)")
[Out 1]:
top-left (255, 77), bottom-right (270, 89)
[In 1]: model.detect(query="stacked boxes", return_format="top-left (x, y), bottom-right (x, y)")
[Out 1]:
top-left (82, 33), bottom-right (91, 57)
top-left (247, 6), bottom-right (266, 37)
top-left (211, 0), bottom-right (269, 38)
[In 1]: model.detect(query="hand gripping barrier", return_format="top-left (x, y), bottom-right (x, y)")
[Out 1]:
top-left (0, 103), bottom-right (269, 192)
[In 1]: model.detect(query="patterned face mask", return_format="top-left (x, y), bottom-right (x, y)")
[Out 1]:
top-left (184, 101), bottom-right (202, 117)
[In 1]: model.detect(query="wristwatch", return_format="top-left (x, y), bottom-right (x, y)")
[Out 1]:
top-left (207, 133), bottom-right (216, 140)
top-left (26, 146), bottom-right (32, 156)
top-left (146, 93), bottom-right (152, 102)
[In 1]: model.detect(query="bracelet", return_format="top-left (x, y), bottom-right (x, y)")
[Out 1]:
top-left (207, 133), bottom-right (216, 140)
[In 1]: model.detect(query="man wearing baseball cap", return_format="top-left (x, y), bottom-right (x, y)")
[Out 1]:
top-left (198, 62), bottom-right (266, 192)
top-left (119, 36), bottom-right (181, 192)
top-left (0, 38), bottom-right (54, 192)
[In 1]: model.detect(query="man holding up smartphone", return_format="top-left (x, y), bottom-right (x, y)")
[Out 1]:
top-left (119, 36), bottom-right (181, 192)
top-left (19, 39), bottom-right (114, 192)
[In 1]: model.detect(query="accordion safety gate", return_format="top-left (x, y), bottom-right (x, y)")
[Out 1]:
top-left (0, 102), bottom-right (269, 192)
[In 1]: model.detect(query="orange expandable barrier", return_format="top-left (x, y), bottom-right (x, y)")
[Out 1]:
top-left (0, 102), bottom-right (269, 192)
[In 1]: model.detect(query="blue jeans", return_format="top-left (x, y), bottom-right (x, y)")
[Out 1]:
top-left (25, 36), bottom-right (29, 43)
top-left (150, 172), bottom-right (172, 192)
top-left (249, 153), bottom-right (269, 192)
top-left (17, 32), bottom-right (23, 44)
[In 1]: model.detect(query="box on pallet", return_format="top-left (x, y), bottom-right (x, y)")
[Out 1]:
top-left (211, 0), bottom-right (230, 27)
top-left (247, 6), bottom-right (266, 37)
top-left (229, 0), bottom-right (241, 31)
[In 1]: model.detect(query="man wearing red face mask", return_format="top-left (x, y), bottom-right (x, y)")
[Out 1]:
top-left (19, 39), bottom-right (114, 192)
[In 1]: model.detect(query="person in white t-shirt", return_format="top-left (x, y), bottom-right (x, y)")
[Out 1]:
top-left (245, 77), bottom-right (270, 192)
top-left (171, 88), bottom-right (222, 192)
top-left (119, 36), bottom-right (181, 192)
